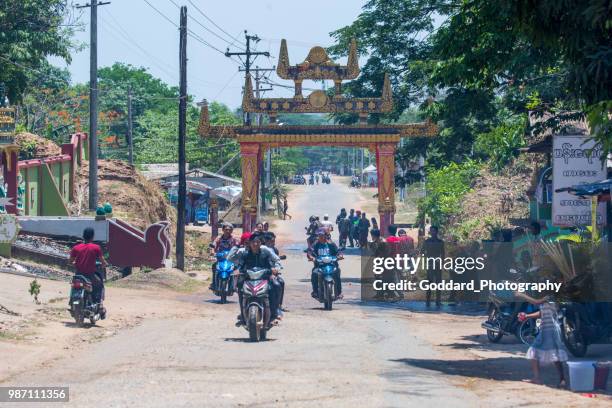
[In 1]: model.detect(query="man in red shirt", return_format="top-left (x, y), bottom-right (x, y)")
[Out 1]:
top-left (69, 228), bottom-right (107, 314)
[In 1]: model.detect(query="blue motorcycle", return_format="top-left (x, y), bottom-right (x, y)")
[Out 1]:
top-left (314, 256), bottom-right (340, 310)
top-left (214, 250), bottom-right (235, 304)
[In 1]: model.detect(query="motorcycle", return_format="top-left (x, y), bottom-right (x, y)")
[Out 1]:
top-left (481, 290), bottom-right (539, 345)
top-left (350, 179), bottom-right (361, 188)
top-left (69, 271), bottom-right (104, 327)
top-left (241, 267), bottom-right (273, 342)
top-left (313, 255), bottom-right (341, 310)
top-left (560, 302), bottom-right (612, 357)
top-left (213, 250), bottom-right (235, 304)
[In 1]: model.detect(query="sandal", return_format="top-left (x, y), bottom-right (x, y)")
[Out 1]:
top-left (558, 379), bottom-right (567, 389)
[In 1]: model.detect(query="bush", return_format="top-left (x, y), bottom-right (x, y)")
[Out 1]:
top-left (418, 159), bottom-right (481, 227)
top-left (474, 116), bottom-right (526, 172)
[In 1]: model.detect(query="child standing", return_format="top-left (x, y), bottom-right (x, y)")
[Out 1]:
top-left (519, 300), bottom-right (568, 387)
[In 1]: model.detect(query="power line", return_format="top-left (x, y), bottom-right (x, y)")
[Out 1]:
top-left (141, 0), bottom-right (177, 27)
top-left (167, 0), bottom-right (244, 50)
top-left (186, 0), bottom-right (245, 48)
top-left (141, 0), bottom-right (240, 64)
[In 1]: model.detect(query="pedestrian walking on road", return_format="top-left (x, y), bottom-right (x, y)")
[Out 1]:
top-left (423, 226), bottom-right (444, 307)
top-left (357, 212), bottom-right (371, 248)
top-left (338, 213), bottom-right (351, 250)
top-left (347, 209), bottom-right (357, 247)
top-left (283, 198), bottom-right (292, 220)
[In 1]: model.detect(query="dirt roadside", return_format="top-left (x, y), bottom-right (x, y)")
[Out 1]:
top-left (0, 270), bottom-right (207, 383)
top-left (405, 311), bottom-right (612, 407)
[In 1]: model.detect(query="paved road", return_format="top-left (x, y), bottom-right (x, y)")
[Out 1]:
top-left (2, 177), bottom-right (479, 407)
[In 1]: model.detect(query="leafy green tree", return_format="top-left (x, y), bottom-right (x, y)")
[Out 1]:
top-left (0, 0), bottom-right (75, 102)
top-left (474, 114), bottom-right (527, 173)
top-left (419, 160), bottom-right (482, 226)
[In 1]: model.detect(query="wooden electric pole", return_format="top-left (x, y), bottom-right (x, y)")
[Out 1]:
top-left (176, 5), bottom-right (187, 271)
top-left (127, 86), bottom-right (133, 166)
top-left (225, 31), bottom-right (270, 126)
top-left (77, 1), bottom-right (110, 211)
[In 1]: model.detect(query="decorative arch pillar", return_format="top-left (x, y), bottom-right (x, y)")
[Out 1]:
top-left (376, 143), bottom-right (396, 236)
top-left (239, 142), bottom-right (261, 232)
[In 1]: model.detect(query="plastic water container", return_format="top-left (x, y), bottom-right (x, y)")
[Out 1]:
top-left (594, 362), bottom-right (611, 390)
top-left (567, 361), bottom-right (596, 392)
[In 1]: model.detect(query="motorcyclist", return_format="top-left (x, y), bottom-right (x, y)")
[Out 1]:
top-left (208, 223), bottom-right (238, 291)
top-left (228, 233), bottom-right (282, 327)
top-left (305, 216), bottom-right (321, 249)
top-left (320, 214), bottom-right (334, 235)
top-left (263, 231), bottom-right (286, 313)
top-left (307, 229), bottom-right (344, 299)
top-left (69, 227), bottom-right (108, 319)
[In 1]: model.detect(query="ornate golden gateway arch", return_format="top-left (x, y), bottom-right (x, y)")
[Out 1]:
top-left (198, 39), bottom-right (437, 234)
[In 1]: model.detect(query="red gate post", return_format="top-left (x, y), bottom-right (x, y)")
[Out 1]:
top-left (2, 147), bottom-right (19, 215)
top-left (376, 143), bottom-right (396, 236)
top-left (240, 142), bottom-right (260, 232)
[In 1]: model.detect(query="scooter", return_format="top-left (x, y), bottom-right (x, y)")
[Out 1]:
top-left (240, 267), bottom-right (273, 342)
top-left (213, 250), bottom-right (235, 304)
top-left (312, 255), bottom-right (342, 311)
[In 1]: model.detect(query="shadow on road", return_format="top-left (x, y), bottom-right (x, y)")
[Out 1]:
top-left (224, 337), bottom-right (277, 343)
top-left (439, 334), bottom-right (527, 356)
top-left (343, 299), bottom-right (487, 316)
top-left (390, 357), bottom-right (565, 389)
top-left (63, 320), bottom-right (97, 329)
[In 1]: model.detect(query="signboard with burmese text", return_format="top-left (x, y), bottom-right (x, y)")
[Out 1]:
top-left (552, 134), bottom-right (606, 227)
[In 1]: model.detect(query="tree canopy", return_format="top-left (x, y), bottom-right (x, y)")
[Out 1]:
top-left (0, 0), bottom-right (76, 102)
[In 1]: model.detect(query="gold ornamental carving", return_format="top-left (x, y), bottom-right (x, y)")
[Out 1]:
top-left (308, 91), bottom-right (328, 109)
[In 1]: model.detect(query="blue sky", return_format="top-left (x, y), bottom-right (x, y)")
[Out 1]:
top-left (51, 0), bottom-right (366, 108)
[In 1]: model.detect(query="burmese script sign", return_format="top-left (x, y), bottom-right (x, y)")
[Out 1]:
top-left (0, 108), bottom-right (16, 141)
top-left (552, 135), bottom-right (606, 227)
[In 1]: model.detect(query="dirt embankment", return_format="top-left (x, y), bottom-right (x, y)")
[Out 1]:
top-left (447, 155), bottom-right (542, 241)
top-left (15, 132), bottom-right (61, 159)
top-left (77, 159), bottom-right (176, 231)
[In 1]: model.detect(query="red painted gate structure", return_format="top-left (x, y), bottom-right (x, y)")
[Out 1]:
top-left (198, 40), bottom-right (437, 235)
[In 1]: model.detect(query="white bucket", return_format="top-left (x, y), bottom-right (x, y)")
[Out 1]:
top-left (567, 361), bottom-right (596, 392)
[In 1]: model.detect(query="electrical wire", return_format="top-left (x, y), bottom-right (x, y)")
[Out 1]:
top-left (167, 0), bottom-right (244, 51)
top-left (141, 0), bottom-right (240, 64)
top-left (186, 0), bottom-right (245, 48)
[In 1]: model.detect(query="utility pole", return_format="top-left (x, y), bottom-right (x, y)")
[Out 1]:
top-left (77, 1), bottom-right (110, 211)
top-left (225, 31), bottom-right (270, 125)
top-left (176, 6), bottom-right (187, 271)
top-left (127, 85), bottom-right (133, 166)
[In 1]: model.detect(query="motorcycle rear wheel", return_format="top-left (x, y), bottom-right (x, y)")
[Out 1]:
top-left (73, 302), bottom-right (85, 327)
top-left (486, 306), bottom-right (503, 343)
top-left (248, 305), bottom-right (261, 342)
